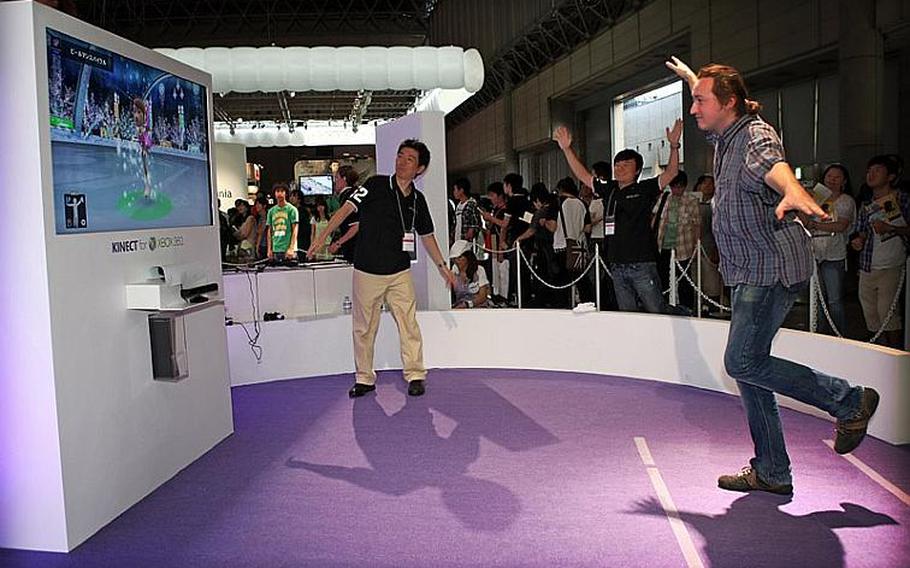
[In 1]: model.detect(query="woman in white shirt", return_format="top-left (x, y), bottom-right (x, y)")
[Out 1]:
top-left (806, 164), bottom-right (856, 335)
top-left (449, 240), bottom-right (490, 308)
top-left (309, 196), bottom-right (332, 260)
top-left (552, 177), bottom-right (593, 306)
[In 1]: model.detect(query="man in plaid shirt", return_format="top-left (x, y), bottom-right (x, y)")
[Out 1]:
top-left (851, 155), bottom-right (910, 348)
top-left (656, 171), bottom-right (702, 310)
top-left (667, 57), bottom-right (881, 495)
top-left (452, 177), bottom-right (481, 248)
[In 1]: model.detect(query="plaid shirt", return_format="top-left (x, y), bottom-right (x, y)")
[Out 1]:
top-left (657, 193), bottom-right (702, 260)
top-left (854, 190), bottom-right (910, 272)
top-left (711, 114), bottom-right (813, 287)
top-left (456, 197), bottom-right (481, 240)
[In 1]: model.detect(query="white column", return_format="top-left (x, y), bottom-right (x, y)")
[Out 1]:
top-left (376, 111), bottom-right (450, 311)
top-left (214, 142), bottom-right (249, 210)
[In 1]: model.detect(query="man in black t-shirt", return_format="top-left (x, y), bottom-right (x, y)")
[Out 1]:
top-left (503, 173), bottom-right (533, 245)
top-left (328, 165), bottom-right (361, 263)
top-left (308, 140), bottom-right (455, 398)
top-left (480, 182), bottom-right (510, 302)
top-left (502, 173), bottom-right (533, 305)
top-left (554, 121), bottom-right (682, 313)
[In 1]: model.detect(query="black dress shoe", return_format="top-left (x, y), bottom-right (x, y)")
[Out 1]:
top-left (348, 383), bottom-right (376, 398)
top-left (407, 380), bottom-right (425, 397)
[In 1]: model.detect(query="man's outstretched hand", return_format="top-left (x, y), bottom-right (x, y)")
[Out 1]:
top-left (665, 56), bottom-right (697, 88)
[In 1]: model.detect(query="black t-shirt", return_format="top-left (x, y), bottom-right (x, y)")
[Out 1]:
top-left (346, 174), bottom-right (434, 275)
top-left (532, 204), bottom-right (557, 247)
top-left (592, 178), bottom-right (617, 245)
top-left (505, 192), bottom-right (533, 244)
top-left (605, 176), bottom-right (662, 264)
top-left (490, 205), bottom-right (508, 248)
top-left (334, 186), bottom-right (360, 263)
top-left (591, 178), bottom-right (616, 201)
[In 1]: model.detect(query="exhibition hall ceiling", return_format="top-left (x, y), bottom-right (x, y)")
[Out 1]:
top-left (70, 0), bottom-right (438, 124)
top-left (67, 0), bottom-right (641, 127)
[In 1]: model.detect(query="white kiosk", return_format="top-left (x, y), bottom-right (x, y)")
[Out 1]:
top-left (0, 1), bottom-right (233, 552)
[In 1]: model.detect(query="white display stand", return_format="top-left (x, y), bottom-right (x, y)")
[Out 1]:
top-left (223, 263), bottom-right (354, 321)
top-left (0, 2), bottom-right (233, 552)
top-left (226, 310), bottom-right (910, 446)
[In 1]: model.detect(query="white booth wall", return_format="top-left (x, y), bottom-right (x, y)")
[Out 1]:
top-left (0, 2), bottom-right (233, 552)
top-left (226, 310), bottom-right (910, 446)
top-left (375, 111), bottom-right (451, 311)
top-left (215, 142), bottom-right (249, 211)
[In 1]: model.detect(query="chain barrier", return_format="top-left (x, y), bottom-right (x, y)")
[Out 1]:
top-left (663, 252), bottom-right (697, 296)
top-left (472, 242), bottom-right (519, 255)
top-left (811, 265), bottom-right (845, 339)
top-left (674, 255), bottom-right (732, 313)
top-left (517, 246), bottom-right (600, 290)
top-left (810, 256), bottom-right (906, 344)
top-left (867, 264), bottom-right (906, 345)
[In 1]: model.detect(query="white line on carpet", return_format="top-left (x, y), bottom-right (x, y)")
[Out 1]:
top-left (634, 436), bottom-right (705, 568)
top-left (823, 439), bottom-right (910, 506)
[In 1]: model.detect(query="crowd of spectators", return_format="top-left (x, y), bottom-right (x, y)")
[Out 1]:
top-left (219, 148), bottom-right (907, 349)
top-left (444, 146), bottom-right (908, 348)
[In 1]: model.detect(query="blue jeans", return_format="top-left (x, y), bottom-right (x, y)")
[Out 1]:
top-left (609, 262), bottom-right (667, 313)
top-left (725, 282), bottom-right (863, 485)
top-left (817, 260), bottom-right (848, 335)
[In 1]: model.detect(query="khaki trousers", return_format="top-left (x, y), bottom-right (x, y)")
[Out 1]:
top-left (858, 266), bottom-right (903, 332)
top-left (352, 268), bottom-right (426, 385)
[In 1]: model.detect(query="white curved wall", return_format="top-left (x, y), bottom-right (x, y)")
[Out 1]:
top-left (226, 309), bottom-right (910, 445)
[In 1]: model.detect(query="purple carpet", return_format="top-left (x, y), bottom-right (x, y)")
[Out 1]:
top-left (2, 369), bottom-right (908, 567)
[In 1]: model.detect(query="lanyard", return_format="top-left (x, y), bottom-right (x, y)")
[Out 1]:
top-left (605, 185), bottom-right (617, 218)
top-left (390, 174), bottom-right (417, 233)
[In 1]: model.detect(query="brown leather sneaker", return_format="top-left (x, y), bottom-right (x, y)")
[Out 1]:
top-left (834, 388), bottom-right (880, 455)
top-left (717, 467), bottom-right (793, 495)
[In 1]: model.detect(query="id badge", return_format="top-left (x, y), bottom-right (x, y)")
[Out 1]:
top-left (402, 231), bottom-right (417, 261)
top-left (604, 216), bottom-right (616, 236)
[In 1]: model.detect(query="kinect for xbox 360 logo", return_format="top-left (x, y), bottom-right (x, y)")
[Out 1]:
top-left (111, 235), bottom-right (185, 254)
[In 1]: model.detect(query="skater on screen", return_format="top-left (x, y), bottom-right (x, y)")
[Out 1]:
top-left (132, 97), bottom-right (154, 200)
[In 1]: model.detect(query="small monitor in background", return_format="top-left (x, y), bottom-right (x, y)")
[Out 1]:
top-left (298, 175), bottom-right (333, 196)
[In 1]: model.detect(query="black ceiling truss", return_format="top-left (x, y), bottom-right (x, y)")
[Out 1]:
top-left (71, 1), bottom-right (435, 131)
top-left (215, 89), bottom-right (420, 125)
top-left (73, 0), bottom-right (436, 47)
top-left (446, 0), bottom-right (648, 127)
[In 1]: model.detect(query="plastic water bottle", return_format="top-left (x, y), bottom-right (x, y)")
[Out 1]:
top-left (342, 296), bottom-right (352, 314)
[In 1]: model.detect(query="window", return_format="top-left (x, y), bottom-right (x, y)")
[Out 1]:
top-left (612, 81), bottom-right (684, 179)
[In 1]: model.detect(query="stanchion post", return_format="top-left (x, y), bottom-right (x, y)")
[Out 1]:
top-left (516, 246), bottom-right (523, 309)
top-left (595, 243), bottom-right (601, 311)
top-left (905, 257), bottom-right (909, 351)
top-left (696, 241), bottom-right (703, 319)
top-left (809, 263), bottom-right (818, 334)
top-left (669, 248), bottom-right (678, 306)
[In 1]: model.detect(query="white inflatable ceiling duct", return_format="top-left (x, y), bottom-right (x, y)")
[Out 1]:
top-left (155, 46), bottom-right (485, 94)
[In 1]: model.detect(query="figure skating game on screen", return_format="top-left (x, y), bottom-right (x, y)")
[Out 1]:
top-left (47, 29), bottom-right (213, 234)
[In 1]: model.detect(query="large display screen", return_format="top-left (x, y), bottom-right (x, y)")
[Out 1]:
top-left (298, 175), bottom-right (333, 196)
top-left (46, 28), bottom-right (213, 234)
